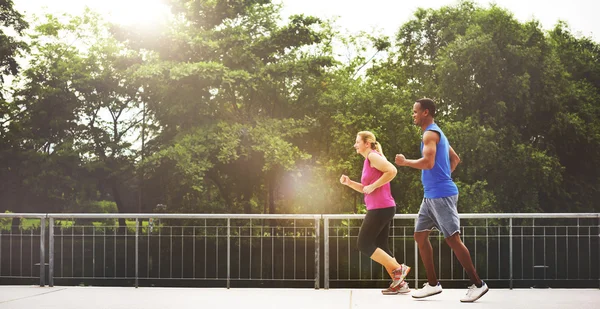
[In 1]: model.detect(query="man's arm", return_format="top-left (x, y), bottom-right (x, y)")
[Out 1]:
top-left (449, 146), bottom-right (460, 173)
top-left (395, 131), bottom-right (439, 170)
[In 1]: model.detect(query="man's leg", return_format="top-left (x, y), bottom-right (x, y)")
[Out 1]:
top-left (445, 233), bottom-right (481, 287)
top-left (414, 230), bottom-right (438, 286)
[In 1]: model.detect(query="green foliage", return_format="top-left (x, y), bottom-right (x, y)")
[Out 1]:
top-left (1, 0), bottom-right (599, 215)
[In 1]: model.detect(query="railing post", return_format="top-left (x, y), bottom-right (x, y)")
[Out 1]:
top-left (49, 217), bottom-right (54, 287)
top-left (135, 218), bottom-right (139, 288)
top-left (509, 217), bottom-right (513, 289)
top-left (324, 216), bottom-right (329, 289)
top-left (39, 216), bottom-right (46, 287)
top-left (414, 217), bottom-right (419, 288)
top-left (227, 218), bottom-right (231, 289)
top-left (314, 217), bottom-right (320, 289)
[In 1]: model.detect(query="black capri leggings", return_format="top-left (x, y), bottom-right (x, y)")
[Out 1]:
top-left (357, 207), bottom-right (396, 257)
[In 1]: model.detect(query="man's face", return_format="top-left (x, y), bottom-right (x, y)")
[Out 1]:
top-left (412, 102), bottom-right (425, 126)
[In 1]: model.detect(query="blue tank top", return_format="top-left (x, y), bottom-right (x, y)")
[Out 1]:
top-left (421, 123), bottom-right (459, 198)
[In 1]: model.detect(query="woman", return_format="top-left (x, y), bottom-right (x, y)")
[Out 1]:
top-left (339, 131), bottom-right (411, 294)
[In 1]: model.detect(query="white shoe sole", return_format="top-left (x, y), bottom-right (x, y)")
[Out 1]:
top-left (412, 290), bottom-right (442, 299)
top-left (460, 287), bottom-right (489, 302)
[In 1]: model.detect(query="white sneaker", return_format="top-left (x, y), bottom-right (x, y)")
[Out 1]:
top-left (460, 281), bottom-right (489, 302)
top-left (412, 282), bottom-right (442, 299)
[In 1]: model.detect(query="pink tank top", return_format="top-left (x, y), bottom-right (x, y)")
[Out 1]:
top-left (361, 150), bottom-right (396, 210)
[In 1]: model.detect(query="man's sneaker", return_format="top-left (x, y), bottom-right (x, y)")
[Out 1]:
top-left (460, 280), bottom-right (489, 302)
top-left (390, 264), bottom-right (411, 288)
top-left (381, 280), bottom-right (410, 295)
top-left (412, 282), bottom-right (443, 299)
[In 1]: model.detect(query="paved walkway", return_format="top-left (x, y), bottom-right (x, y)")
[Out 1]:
top-left (0, 286), bottom-right (598, 308)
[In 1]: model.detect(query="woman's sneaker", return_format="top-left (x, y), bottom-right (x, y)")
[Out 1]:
top-left (412, 282), bottom-right (443, 299)
top-left (381, 280), bottom-right (410, 295)
top-left (390, 264), bottom-right (411, 288)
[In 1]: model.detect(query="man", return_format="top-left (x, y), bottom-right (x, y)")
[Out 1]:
top-left (395, 98), bottom-right (488, 302)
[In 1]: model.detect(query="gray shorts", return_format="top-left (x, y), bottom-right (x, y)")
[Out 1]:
top-left (415, 194), bottom-right (460, 238)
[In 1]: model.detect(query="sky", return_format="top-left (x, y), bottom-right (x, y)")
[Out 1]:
top-left (12, 0), bottom-right (600, 42)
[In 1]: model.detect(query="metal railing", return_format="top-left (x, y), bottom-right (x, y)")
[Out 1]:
top-left (323, 213), bottom-right (600, 289)
top-left (0, 213), bottom-right (598, 289)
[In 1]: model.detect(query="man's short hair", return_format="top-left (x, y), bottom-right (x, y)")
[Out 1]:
top-left (416, 98), bottom-right (436, 117)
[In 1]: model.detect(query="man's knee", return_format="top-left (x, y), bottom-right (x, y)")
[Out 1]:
top-left (445, 232), bottom-right (462, 246)
top-left (414, 231), bottom-right (429, 244)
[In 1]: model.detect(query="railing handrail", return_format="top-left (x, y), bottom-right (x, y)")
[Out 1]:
top-left (322, 213), bottom-right (600, 219)
top-left (0, 213), bottom-right (322, 219)
top-left (0, 213), bottom-right (598, 219)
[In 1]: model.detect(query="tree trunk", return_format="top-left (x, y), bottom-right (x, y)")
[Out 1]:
top-left (110, 178), bottom-right (127, 234)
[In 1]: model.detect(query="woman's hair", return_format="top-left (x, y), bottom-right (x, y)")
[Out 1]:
top-left (357, 131), bottom-right (384, 157)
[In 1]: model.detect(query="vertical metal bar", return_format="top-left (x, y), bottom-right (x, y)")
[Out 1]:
top-left (113, 225), bottom-right (116, 278)
top-left (566, 226), bottom-right (569, 279)
top-left (532, 219), bottom-right (535, 280)
top-left (181, 226), bottom-right (184, 279)
top-left (158, 223), bottom-right (161, 279)
top-left (103, 227), bottom-right (106, 278)
top-left (9, 222), bottom-right (12, 277)
top-left (555, 226), bottom-right (558, 280)
top-left (509, 218), bottom-right (513, 289)
top-left (497, 226), bottom-right (500, 279)
top-left (403, 226), bottom-right (406, 270)
top-left (249, 221), bottom-right (252, 279)
top-left (20, 225), bottom-right (22, 276)
top-left (39, 217), bottom-right (46, 287)
top-left (486, 219), bottom-right (489, 278)
top-left (324, 217), bottom-right (329, 289)
top-left (0, 228), bottom-right (2, 276)
top-left (577, 218), bottom-right (580, 278)
top-left (193, 227), bottom-right (196, 279)
top-left (294, 219), bottom-right (296, 280)
top-left (62, 227), bottom-right (64, 278)
top-left (82, 225), bottom-right (85, 278)
top-left (314, 217), bottom-right (320, 289)
top-left (30, 229), bottom-right (33, 277)
top-left (204, 219), bottom-right (207, 278)
top-left (415, 217), bottom-right (419, 288)
top-left (49, 218), bottom-right (54, 287)
top-left (335, 223), bottom-right (339, 281)
top-left (438, 230), bottom-right (442, 280)
top-left (227, 218), bottom-right (230, 289)
top-left (135, 218), bottom-right (139, 288)
top-left (305, 227), bottom-right (307, 279)
top-left (238, 226), bottom-right (241, 279)
top-left (92, 226), bottom-right (95, 279)
top-left (283, 226), bottom-right (286, 280)
top-left (271, 227), bottom-right (274, 280)
top-left (347, 220), bottom-right (350, 279)
top-left (521, 226), bottom-right (523, 279)
top-left (73, 222), bottom-right (76, 277)
top-left (588, 226), bottom-right (591, 280)
top-left (147, 224), bottom-right (150, 278)
top-left (543, 225), bottom-right (547, 280)
top-left (260, 225), bottom-right (263, 279)
top-left (169, 226), bottom-right (172, 278)
top-left (125, 224), bottom-right (128, 278)
top-left (216, 224), bottom-right (219, 279)
top-left (474, 225), bottom-right (477, 271)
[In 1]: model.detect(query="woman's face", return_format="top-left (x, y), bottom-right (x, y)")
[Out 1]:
top-left (354, 135), bottom-right (370, 154)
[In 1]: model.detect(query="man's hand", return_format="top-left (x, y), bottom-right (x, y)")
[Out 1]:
top-left (395, 154), bottom-right (407, 166)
